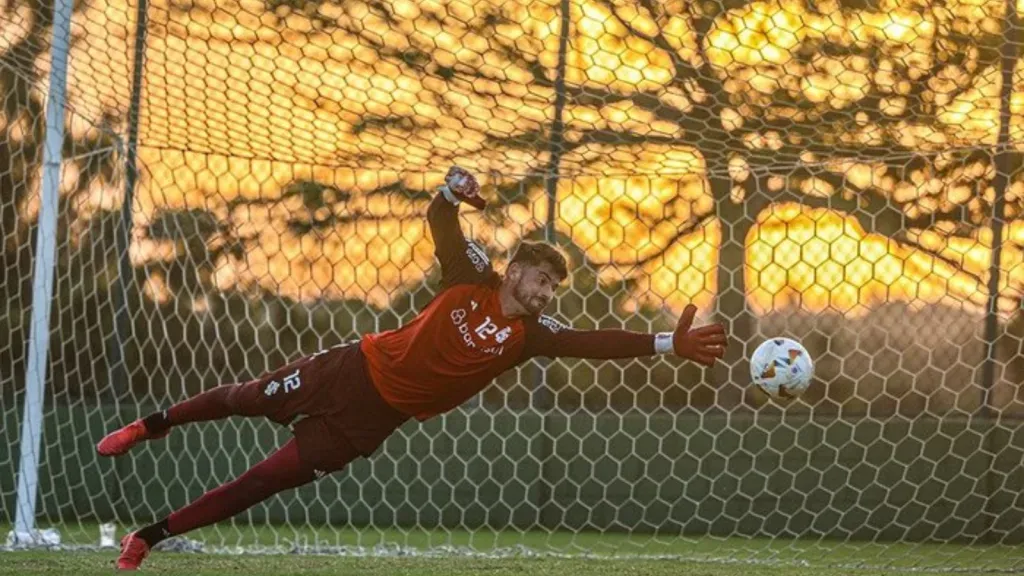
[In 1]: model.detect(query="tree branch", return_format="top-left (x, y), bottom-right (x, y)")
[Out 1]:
top-left (586, 211), bottom-right (716, 268)
top-left (593, 0), bottom-right (703, 87)
top-left (789, 173), bottom-right (989, 288)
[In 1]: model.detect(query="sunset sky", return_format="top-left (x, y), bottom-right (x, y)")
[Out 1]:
top-left (2, 0), bottom-right (1021, 316)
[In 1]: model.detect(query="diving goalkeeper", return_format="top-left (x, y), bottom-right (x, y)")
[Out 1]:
top-left (98, 166), bottom-right (728, 570)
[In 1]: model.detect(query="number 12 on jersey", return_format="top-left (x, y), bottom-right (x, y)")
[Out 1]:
top-left (475, 316), bottom-right (512, 344)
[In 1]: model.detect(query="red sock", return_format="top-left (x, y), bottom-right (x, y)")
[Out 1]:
top-left (165, 439), bottom-right (314, 537)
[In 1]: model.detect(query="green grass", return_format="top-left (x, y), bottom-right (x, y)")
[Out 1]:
top-left (2, 522), bottom-right (1021, 575)
top-left (8, 553), bottom-right (1009, 576)
top-left (8, 552), bottom-right (1022, 576)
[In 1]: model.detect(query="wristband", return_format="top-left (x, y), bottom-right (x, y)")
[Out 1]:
top-left (439, 185), bottom-right (460, 205)
top-left (654, 332), bottom-right (674, 354)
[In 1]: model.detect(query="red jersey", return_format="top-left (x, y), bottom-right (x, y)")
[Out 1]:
top-left (361, 195), bottom-right (657, 421)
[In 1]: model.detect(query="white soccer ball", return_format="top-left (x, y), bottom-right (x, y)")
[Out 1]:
top-left (750, 337), bottom-right (814, 400)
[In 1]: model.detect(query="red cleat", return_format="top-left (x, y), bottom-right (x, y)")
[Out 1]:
top-left (116, 532), bottom-right (151, 571)
top-left (96, 419), bottom-right (169, 457)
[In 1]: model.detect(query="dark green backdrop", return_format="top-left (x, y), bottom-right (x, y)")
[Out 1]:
top-left (3, 404), bottom-right (1021, 544)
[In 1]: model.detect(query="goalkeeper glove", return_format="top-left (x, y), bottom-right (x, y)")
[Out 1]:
top-left (439, 166), bottom-right (486, 209)
top-left (654, 304), bottom-right (728, 367)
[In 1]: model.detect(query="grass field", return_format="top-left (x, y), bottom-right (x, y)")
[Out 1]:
top-left (9, 552), bottom-right (1022, 576)
top-left (2, 523), bottom-right (1021, 575)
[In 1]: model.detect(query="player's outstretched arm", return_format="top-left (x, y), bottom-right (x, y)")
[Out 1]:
top-left (427, 166), bottom-right (496, 287)
top-left (524, 305), bottom-right (727, 367)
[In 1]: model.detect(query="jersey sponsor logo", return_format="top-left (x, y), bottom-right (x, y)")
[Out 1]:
top-left (264, 369), bottom-right (302, 397)
top-left (451, 308), bottom-right (478, 350)
top-left (451, 308), bottom-right (467, 324)
top-left (465, 241), bottom-right (489, 273)
top-left (450, 309), bottom-right (507, 356)
top-left (538, 315), bottom-right (567, 334)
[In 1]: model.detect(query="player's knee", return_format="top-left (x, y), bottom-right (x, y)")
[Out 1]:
top-left (242, 450), bottom-right (316, 493)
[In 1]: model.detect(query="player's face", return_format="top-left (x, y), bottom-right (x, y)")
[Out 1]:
top-left (512, 262), bottom-right (560, 315)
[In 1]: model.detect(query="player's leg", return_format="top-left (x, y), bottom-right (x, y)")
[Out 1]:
top-left (116, 435), bottom-right (358, 570)
top-left (95, 379), bottom-right (277, 457)
top-left (96, 385), bottom-right (245, 456)
top-left (113, 343), bottom-right (406, 570)
top-left (97, 349), bottom-right (336, 457)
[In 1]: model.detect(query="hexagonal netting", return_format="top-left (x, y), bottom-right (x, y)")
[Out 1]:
top-left (1, 0), bottom-right (1023, 570)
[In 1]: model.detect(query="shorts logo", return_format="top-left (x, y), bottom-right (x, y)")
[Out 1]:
top-left (264, 369), bottom-right (302, 397)
top-left (314, 469), bottom-right (327, 479)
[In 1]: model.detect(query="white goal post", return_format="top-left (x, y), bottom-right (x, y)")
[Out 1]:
top-left (10, 0), bottom-right (72, 546)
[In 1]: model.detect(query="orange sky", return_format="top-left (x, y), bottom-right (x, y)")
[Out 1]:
top-left (3, 0), bottom-right (1021, 316)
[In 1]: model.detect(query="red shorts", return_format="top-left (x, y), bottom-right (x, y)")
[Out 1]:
top-left (231, 342), bottom-right (409, 473)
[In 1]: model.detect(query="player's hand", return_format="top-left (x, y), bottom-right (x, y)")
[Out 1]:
top-left (673, 304), bottom-right (727, 367)
top-left (439, 166), bottom-right (485, 209)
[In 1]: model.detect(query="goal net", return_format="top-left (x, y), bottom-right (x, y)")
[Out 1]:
top-left (2, 0), bottom-right (1023, 570)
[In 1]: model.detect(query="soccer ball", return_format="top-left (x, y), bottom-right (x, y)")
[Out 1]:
top-left (750, 337), bottom-right (814, 400)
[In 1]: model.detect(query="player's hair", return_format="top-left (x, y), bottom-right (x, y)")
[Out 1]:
top-left (509, 242), bottom-right (569, 281)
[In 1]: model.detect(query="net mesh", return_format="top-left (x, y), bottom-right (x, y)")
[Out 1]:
top-left (2, 0), bottom-right (1024, 570)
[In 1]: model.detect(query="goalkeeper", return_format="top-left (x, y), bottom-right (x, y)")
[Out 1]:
top-left (98, 166), bottom-right (728, 570)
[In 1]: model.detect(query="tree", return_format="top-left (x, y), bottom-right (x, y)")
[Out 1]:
top-left (99, 0), bottom-right (1024, 410)
top-left (224, 0), bottom-right (1023, 401)
top-left (0, 0), bottom-right (124, 400)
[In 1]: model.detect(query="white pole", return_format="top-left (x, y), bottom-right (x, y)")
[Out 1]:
top-left (12, 0), bottom-right (73, 545)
